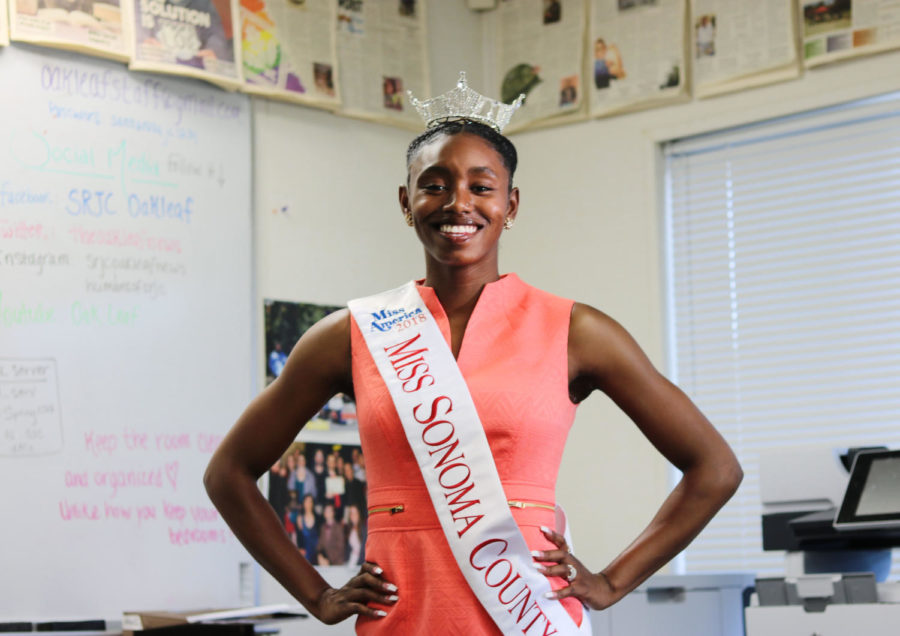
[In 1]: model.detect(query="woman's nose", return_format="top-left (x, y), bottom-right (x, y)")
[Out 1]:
top-left (445, 185), bottom-right (473, 212)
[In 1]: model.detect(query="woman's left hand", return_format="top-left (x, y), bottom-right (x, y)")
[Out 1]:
top-left (532, 526), bottom-right (620, 611)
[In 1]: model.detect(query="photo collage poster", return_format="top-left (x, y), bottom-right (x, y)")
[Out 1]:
top-left (335, 0), bottom-right (430, 128)
top-left (588, 0), bottom-right (687, 117)
top-left (8, 0), bottom-right (130, 59)
top-left (690, 0), bottom-right (799, 98)
top-left (130, 0), bottom-right (242, 88)
top-left (263, 299), bottom-right (366, 568)
top-left (239, 0), bottom-right (340, 108)
top-left (495, 0), bottom-right (587, 132)
top-left (800, 0), bottom-right (900, 67)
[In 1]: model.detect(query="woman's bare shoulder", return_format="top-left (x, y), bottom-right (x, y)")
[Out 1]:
top-left (568, 301), bottom-right (660, 401)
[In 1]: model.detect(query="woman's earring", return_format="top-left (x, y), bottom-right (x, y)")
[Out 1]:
top-left (503, 217), bottom-right (515, 230)
top-left (404, 212), bottom-right (414, 227)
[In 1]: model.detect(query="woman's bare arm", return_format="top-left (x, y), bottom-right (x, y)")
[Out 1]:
top-left (537, 302), bottom-right (742, 610)
top-left (204, 309), bottom-right (397, 624)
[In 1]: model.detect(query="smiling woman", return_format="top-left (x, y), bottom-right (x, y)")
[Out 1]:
top-left (205, 75), bottom-right (742, 635)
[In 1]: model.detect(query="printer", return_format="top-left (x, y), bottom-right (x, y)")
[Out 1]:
top-left (746, 446), bottom-right (900, 635)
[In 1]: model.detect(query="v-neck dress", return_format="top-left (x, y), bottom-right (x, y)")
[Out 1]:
top-left (350, 273), bottom-right (583, 634)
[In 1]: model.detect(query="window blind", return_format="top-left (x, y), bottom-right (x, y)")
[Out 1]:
top-left (663, 93), bottom-right (900, 576)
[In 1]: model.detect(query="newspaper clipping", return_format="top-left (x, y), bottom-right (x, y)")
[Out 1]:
top-left (131, 0), bottom-right (241, 88)
top-left (1, 0), bottom-right (9, 46)
top-left (495, 0), bottom-right (586, 132)
top-left (691, 0), bottom-right (800, 98)
top-left (240, 0), bottom-right (340, 108)
top-left (0, 0), bottom-right (9, 46)
top-left (8, 0), bottom-right (129, 59)
top-left (588, 0), bottom-right (686, 118)
top-left (800, 0), bottom-right (900, 67)
top-left (335, 0), bottom-right (429, 128)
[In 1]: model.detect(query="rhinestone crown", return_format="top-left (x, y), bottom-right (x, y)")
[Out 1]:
top-left (408, 72), bottom-right (524, 133)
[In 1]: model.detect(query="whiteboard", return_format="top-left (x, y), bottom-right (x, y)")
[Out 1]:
top-left (0, 45), bottom-right (253, 620)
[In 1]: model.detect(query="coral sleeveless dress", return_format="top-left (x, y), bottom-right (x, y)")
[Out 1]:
top-left (350, 274), bottom-right (584, 634)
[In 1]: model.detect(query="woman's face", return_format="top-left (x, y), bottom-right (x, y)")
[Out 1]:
top-left (400, 133), bottom-right (518, 271)
top-left (302, 495), bottom-right (314, 512)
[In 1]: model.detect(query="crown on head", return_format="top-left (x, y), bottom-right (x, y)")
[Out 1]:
top-left (408, 72), bottom-right (524, 133)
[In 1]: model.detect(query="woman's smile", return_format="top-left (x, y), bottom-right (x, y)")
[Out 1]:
top-left (434, 220), bottom-right (483, 242)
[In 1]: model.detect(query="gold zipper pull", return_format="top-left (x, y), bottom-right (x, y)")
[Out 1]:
top-left (368, 504), bottom-right (405, 515)
top-left (507, 500), bottom-right (555, 511)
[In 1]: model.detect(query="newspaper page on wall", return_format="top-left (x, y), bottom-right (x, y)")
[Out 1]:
top-left (588, 0), bottom-right (687, 118)
top-left (239, 0), bottom-right (339, 108)
top-left (8, 0), bottom-right (130, 59)
top-left (335, 0), bottom-right (429, 129)
top-left (494, 0), bottom-right (586, 132)
top-left (1, 0), bottom-right (9, 46)
top-left (800, 0), bottom-right (900, 67)
top-left (691, 0), bottom-right (799, 98)
top-left (130, 0), bottom-right (242, 88)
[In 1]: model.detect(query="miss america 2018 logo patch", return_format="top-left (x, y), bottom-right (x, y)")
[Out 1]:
top-left (368, 306), bottom-right (426, 333)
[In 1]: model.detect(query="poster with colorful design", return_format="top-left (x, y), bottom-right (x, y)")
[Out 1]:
top-left (8, 0), bottom-right (130, 59)
top-left (239, 0), bottom-right (339, 108)
top-left (130, 0), bottom-right (242, 88)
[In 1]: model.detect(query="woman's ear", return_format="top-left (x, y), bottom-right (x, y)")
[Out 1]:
top-left (506, 186), bottom-right (520, 222)
top-left (398, 184), bottom-right (410, 216)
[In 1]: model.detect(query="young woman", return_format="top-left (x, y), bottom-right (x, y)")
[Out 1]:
top-left (205, 116), bottom-right (742, 634)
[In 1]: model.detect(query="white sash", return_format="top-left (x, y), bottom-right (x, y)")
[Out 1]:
top-left (349, 282), bottom-right (590, 635)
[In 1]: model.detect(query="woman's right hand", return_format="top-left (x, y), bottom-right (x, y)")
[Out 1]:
top-left (313, 562), bottom-right (399, 624)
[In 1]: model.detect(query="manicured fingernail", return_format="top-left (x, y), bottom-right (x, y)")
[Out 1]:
top-left (375, 609), bottom-right (387, 617)
top-left (384, 583), bottom-right (398, 592)
top-left (373, 566), bottom-right (384, 575)
top-left (543, 591), bottom-right (557, 599)
top-left (531, 562), bottom-right (546, 572)
top-left (540, 525), bottom-right (552, 534)
top-left (387, 594), bottom-right (399, 602)
top-left (530, 550), bottom-right (543, 558)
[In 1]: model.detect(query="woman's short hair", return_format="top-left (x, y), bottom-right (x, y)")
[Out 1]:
top-left (406, 120), bottom-right (518, 189)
